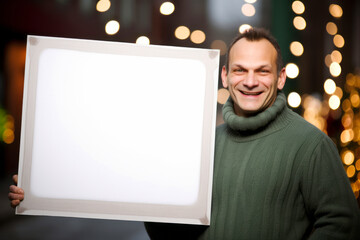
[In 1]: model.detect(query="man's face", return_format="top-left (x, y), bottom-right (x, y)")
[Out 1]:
top-left (221, 38), bottom-right (286, 117)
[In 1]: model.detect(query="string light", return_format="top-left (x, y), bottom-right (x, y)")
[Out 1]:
top-left (285, 63), bottom-right (299, 79)
top-left (136, 36), bottom-right (150, 45)
top-left (329, 4), bottom-right (343, 18)
top-left (324, 79), bottom-right (336, 95)
top-left (293, 16), bottom-right (306, 30)
top-left (239, 24), bottom-right (252, 33)
top-left (190, 30), bottom-right (206, 44)
top-left (292, 1), bottom-right (305, 14)
top-left (326, 22), bottom-right (338, 35)
top-left (288, 92), bottom-right (302, 108)
top-left (160, 2), bottom-right (175, 15)
top-left (96, 0), bottom-right (111, 12)
top-left (290, 41), bottom-right (304, 56)
top-left (175, 26), bottom-right (190, 40)
top-left (105, 20), bottom-right (120, 35)
top-left (241, 4), bottom-right (256, 17)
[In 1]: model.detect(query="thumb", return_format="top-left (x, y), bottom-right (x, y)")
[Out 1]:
top-left (12, 175), bottom-right (18, 185)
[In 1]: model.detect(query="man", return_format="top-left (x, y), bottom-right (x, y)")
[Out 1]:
top-left (9, 28), bottom-right (360, 239)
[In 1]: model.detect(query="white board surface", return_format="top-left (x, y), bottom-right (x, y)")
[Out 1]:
top-left (17, 35), bottom-right (219, 225)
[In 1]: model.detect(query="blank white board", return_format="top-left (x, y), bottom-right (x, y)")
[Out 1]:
top-left (17, 36), bottom-right (219, 225)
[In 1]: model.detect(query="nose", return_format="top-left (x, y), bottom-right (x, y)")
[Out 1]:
top-left (243, 71), bottom-right (259, 89)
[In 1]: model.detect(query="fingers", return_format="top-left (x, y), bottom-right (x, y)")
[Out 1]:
top-left (12, 174), bottom-right (18, 185)
top-left (9, 176), bottom-right (24, 208)
top-left (10, 199), bottom-right (21, 208)
top-left (9, 185), bottom-right (24, 195)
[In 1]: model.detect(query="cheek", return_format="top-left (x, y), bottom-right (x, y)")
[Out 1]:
top-left (260, 77), bottom-right (277, 90)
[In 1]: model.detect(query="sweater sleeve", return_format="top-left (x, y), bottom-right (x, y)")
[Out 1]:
top-left (301, 136), bottom-right (360, 240)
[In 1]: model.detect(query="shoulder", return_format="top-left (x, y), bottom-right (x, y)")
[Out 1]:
top-left (284, 107), bottom-right (329, 142)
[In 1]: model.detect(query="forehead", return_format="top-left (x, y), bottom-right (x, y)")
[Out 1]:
top-left (229, 38), bottom-right (277, 67)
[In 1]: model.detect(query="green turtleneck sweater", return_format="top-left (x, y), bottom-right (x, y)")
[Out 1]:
top-left (145, 92), bottom-right (360, 239)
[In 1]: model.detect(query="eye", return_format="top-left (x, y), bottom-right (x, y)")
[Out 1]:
top-left (259, 69), bottom-right (270, 74)
top-left (234, 68), bottom-right (245, 73)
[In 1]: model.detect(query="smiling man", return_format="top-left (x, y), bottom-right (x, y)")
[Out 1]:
top-left (221, 34), bottom-right (286, 117)
top-left (9, 28), bottom-right (360, 239)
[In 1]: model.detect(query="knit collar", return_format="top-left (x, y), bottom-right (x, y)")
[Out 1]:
top-left (222, 91), bottom-right (287, 132)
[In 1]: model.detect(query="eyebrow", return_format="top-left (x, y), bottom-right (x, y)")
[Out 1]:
top-left (231, 64), bottom-right (272, 70)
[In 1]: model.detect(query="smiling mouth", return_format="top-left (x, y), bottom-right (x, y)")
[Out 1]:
top-left (240, 91), bottom-right (262, 96)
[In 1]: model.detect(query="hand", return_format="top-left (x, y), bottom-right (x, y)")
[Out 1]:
top-left (8, 174), bottom-right (24, 208)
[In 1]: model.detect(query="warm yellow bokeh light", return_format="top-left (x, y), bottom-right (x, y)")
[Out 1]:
top-left (174, 26), bottom-right (190, 40)
top-left (211, 40), bottom-right (227, 56)
top-left (329, 4), bottom-right (343, 18)
top-left (290, 41), bottom-right (304, 56)
top-left (347, 165), bottom-right (356, 178)
top-left (341, 129), bottom-right (354, 144)
top-left (217, 88), bottom-right (230, 104)
top-left (288, 92), bottom-right (302, 108)
top-left (105, 20), bottom-right (120, 35)
top-left (190, 30), bottom-right (206, 44)
top-left (324, 79), bottom-right (336, 95)
top-left (324, 54), bottom-right (332, 67)
top-left (331, 50), bottom-right (342, 63)
top-left (329, 95), bottom-right (341, 110)
top-left (245, 0), bottom-right (257, 3)
top-left (334, 87), bottom-right (343, 99)
top-left (239, 24), bottom-right (252, 33)
top-left (2, 129), bottom-right (14, 144)
top-left (292, 1), bottom-right (305, 14)
top-left (329, 62), bottom-right (341, 77)
top-left (342, 99), bottom-right (352, 112)
top-left (343, 150), bottom-right (355, 165)
top-left (326, 22), bottom-right (338, 35)
top-left (136, 36), bottom-right (150, 45)
top-left (333, 34), bottom-right (345, 48)
top-left (293, 16), bottom-right (306, 30)
top-left (350, 92), bottom-right (360, 108)
top-left (241, 4), bottom-right (256, 17)
top-left (356, 159), bottom-right (360, 171)
top-left (285, 63), bottom-right (299, 79)
top-left (160, 2), bottom-right (175, 15)
top-left (96, 0), bottom-right (111, 12)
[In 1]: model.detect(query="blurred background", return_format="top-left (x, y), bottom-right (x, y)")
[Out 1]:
top-left (0, 0), bottom-right (359, 239)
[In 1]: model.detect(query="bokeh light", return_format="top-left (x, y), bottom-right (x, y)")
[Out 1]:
top-left (190, 30), bottom-right (206, 44)
top-left (211, 40), bottom-right (227, 56)
top-left (136, 36), bottom-right (150, 45)
top-left (288, 92), bottom-right (301, 108)
top-left (326, 22), bottom-right (338, 35)
top-left (333, 34), bottom-right (345, 48)
top-left (343, 150), bottom-right (355, 165)
top-left (292, 1), bottom-right (305, 14)
top-left (96, 0), bottom-right (111, 12)
top-left (245, 0), bottom-right (257, 3)
top-left (324, 79), bottom-right (336, 95)
top-left (217, 88), bottom-right (230, 104)
top-left (175, 26), bottom-right (190, 40)
top-left (290, 41), bottom-right (304, 56)
top-left (329, 95), bottom-right (341, 110)
top-left (293, 16), bottom-right (306, 30)
top-left (329, 62), bottom-right (341, 77)
top-left (329, 4), bottom-right (343, 18)
top-left (105, 20), bottom-right (120, 35)
top-left (347, 165), bottom-right (356, 178)
top-left (241, 4), bottom-right (256, 17)
top-left (239, 24), bottom-right (252, 33)
top-left (285, 63), bottom-right (299, 79)
top-left (160, 2), bottom-right (175, 15)
top-left (331, 50), bottom-right (342, 63)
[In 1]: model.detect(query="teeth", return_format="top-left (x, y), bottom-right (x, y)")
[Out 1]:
top-left (241, 91), bottom-right (261, 95)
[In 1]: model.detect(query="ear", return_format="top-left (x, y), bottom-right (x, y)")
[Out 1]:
top-left (221, 66), bottom-right (229, 88)
top-left (277, 67), bottom-right (286, 90)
